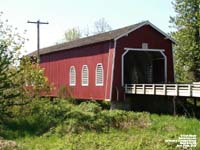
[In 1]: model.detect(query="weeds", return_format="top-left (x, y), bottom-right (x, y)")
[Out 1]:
top-left (1, 98), bottom-right (200, 150)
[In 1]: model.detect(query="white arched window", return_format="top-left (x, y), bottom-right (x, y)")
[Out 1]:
top-left (96, 63), bottom-right (103, 86)
top-left (82, 65), bottom-right (89, 86)
top-left (69, 66), bottom-right (76, 86)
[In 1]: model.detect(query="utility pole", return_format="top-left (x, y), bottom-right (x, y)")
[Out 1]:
top-left (27, 20), bottom-right (49, 63)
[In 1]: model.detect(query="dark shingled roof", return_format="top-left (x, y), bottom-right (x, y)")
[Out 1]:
top-left (28, 21), bottom-right (147, 56)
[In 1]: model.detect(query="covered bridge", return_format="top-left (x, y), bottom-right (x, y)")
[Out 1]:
top-left (29, 21), bottom-right (175, 102)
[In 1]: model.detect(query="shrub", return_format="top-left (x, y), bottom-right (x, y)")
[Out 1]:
top-left (57, 85), bottom-right (74, 99)
top-left (49, 105), bottom-right (151, 135)
top-left (98, 100), bottom-right (110, 110)
top-left (78, 101), bottom-right (102, 113)
top-left (98, 110), bottom-right (151, 130)
top-left (1, 98), bottom-right (74, 138)
top-left (132, 112), bottom-right (151, 128)
top-left (2, 98), bottom-right (152, 138)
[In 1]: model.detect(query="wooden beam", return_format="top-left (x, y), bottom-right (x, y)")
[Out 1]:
top-left (172, 96), bottom-right (176, 116)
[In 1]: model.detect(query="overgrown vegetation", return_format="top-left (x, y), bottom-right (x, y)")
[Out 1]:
top-left (0, 99), bottom-right (199, 150)
top-left (0, 99), bottom-right (150, 138)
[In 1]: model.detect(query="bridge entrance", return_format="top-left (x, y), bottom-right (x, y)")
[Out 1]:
top-left (122, 48), bottom-right (166, 86)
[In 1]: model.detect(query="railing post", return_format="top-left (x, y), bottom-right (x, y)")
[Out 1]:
top-left (175, 84), bottom-right (178, 96)
top-left (188, 84), bottom-right (192, 97)
top-left (125, 84), bottom-right (127, 93)
top-left (134, 84), bottom-right (136, 94)
top-left (153, 84), bottom-right (155, 95)
top-left (142, 84), bottom-right (145, 94)
top-left (163, 84), bottom-right (166, 95)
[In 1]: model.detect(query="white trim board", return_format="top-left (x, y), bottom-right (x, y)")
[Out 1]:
top-left (105, 41), bottom-right (112, 99)
top-left (124, 48), bottom-right (165, 52)
top-left (115, 21), bottom-right (175, 43)
top-left (110, 39), bottom-right (117, 100)
top-left (121, 48), bottom-right (167, 86)
top-left (115, 22), bottom-right (147, 41)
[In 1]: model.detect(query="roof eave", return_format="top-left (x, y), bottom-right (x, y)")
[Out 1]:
top-left (114, 20), bottom-right (176, 44)
top-left (146, 21), bottom-right (176, 44)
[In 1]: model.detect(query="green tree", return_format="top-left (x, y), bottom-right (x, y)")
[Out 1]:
top-left (14, 57), bottom-right (51, 100)
top-left (64, 27), bottom-right (81, 42)
top-left (0, 41), bottom-right (18, 117)
top-left (0, 13), bottom-right (25, 118)
top-left (0, 14), bottom-right (51, 119)
top-left (170, 0), bottom-right (200, 82)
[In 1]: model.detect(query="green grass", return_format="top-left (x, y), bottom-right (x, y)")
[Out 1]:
top-left (16, 115), bottom-right (200, 150)
top-left (1, 99), bottom-right (200, 150)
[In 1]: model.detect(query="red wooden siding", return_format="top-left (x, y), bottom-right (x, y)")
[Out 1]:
top-left (112, 25), bottom-right (174, 100)
top-left (38, 23), bottom-right (174, 101)
top-left (40, 41), bottom-right (114, 100)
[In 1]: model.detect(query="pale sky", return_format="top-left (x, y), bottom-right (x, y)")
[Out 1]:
top-left (0, 0), bottom-right (175, 54)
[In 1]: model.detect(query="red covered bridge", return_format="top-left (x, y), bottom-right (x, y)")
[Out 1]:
top-left (29, 21), bottom-right (175, 102)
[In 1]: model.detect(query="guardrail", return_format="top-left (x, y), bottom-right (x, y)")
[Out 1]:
top-left (125, 84), bottom-right (200, 97)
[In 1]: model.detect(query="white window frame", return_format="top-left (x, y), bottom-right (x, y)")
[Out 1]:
top-left (96, 63), bottom-right (104, 86)
top-left (82, 65), bottom-right (89, 86)
top-left (69, 66), bottom-right (76, 86)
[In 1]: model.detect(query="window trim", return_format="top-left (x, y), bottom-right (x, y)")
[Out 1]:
top-left (69, 66), bottom-right (76, 86)
top-left (96, 63), bottom-right (104, 86)
top-left (82, 65), bottom-right (89, 86)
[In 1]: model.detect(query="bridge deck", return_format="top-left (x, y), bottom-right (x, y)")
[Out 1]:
top-left (125, 83), bottom-right (200, 97)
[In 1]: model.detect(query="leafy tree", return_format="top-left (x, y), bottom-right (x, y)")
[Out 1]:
top-left (64, 27), bottom-right (81, 41)
top-left (14, 57), bottom-right (51, 100)
top-left (0, 13), bottom-right (25, 118)
top-left (94, 18), bottom-right (112, 34)
top-left (1, 56), bottom-right (51, 119)
top-left (0, 13), bottom-right (51, 119)
top-left (170, 0), bottom-right (200, 82)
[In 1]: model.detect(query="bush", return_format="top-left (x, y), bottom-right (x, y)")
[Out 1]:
top-left (97, 101), bottom-right (111, 110)
top-left (2, 98), bottom-right (152, 138)
top-left (78, 101), bottom-right (102, 113)
top-left (99, 110), bottom-right (151, 130)
top-left (49, 104), bottom-right (151, 135)
top-left (1, 98), bottom-right (74, 138)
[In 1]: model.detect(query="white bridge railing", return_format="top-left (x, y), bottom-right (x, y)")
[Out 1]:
top-left (125, 83), bottom-right (200, 97)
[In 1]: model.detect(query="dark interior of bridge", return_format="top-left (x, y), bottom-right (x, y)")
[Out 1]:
top-left (124, 51), bottom-right (165, 84)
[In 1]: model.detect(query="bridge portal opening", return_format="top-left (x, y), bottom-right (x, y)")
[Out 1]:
top-left (123, 49), bottom-right (166, 85)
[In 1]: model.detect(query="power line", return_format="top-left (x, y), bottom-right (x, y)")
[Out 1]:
top-left (27, 20), bottom-right (49, 62)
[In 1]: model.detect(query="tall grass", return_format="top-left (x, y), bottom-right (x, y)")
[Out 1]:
top-left (0, 98), bottom-right (200, 150)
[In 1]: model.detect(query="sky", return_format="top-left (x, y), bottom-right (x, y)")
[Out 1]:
top-left (0, 0), bottom-right (175, 54)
